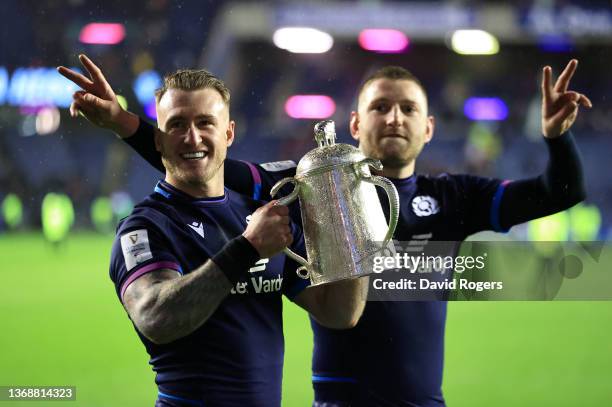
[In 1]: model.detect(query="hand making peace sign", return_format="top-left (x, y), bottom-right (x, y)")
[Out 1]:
top-left (57, 54), bottom-right (138, 137)
top-left (541, 59), bottom-right (592, 139)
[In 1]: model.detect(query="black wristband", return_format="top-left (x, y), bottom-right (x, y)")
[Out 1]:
top-left (212, 236), bottom-right (260, 284)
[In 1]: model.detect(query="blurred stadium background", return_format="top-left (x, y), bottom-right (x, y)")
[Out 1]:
top-left (1, 0), bottom-right (611, 405)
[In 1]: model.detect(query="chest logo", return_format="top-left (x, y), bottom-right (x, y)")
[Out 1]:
top-left (412, 196), bottom-right (439, 217)
top-left (187, 221), bottom-right (204, 238)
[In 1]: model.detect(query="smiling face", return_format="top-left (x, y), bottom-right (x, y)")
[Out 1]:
top-left (155, 87), bottom-right (235, 197)
top-left (350, 78), bottom-right (434, 177)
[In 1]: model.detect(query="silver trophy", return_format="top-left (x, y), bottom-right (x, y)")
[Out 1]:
top-left (272, 120), bottom-right (399, 286)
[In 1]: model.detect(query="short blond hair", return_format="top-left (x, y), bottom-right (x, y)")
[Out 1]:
top-left (155, 69), bottom-right (231, 107)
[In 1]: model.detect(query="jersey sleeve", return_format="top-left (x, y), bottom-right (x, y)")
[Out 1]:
top-left (109, 217), bottom-right (182, 302)
top-left (449, 174), bottom-right (505, 236)
top-left (224, 159), bottom-right (297, 200)
top-left (281, 222), bottom-right (310, 300)
top-left (122, 118), bottom-right (165, 173)
top-left (497, 132), bottom-right (585, 231)
top-left (452, 132), bottom-right (585, 235)
top-left (225, 159), bottom-right (303, 227)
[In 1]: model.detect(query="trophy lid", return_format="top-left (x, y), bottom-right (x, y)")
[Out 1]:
top-left (296, 120), bottom-right (366, 177)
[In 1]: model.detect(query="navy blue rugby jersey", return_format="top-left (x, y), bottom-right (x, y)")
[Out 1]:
top-left (223, 155), bottom-right (581, 407)
top-left (309, 174), bottom-right (506, 407)
top-left (109, 180), bottom-right (309, 407)
top-left (238, 166), bottom-right (506, 406)
top-left (124, 120), bottom-right (584, 407)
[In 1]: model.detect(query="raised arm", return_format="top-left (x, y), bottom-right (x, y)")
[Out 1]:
top-left (57, 54), bottom-right (140, 137)
top-left (496, 60), bottom-right (591, 230)
top-left (122, 201), bottom-right (293, 344)
top-left (59, 54), bottom-right (292, 196)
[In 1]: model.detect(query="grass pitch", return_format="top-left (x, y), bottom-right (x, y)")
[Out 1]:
top-left (1, 232), bottom-right (610, 406)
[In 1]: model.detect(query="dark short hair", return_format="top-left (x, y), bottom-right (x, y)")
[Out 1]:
top-left (357, 66), bottom-right (427, 103)
top-left (155, 69), bottom-right (231, 107)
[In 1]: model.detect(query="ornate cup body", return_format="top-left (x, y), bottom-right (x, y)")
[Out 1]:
top-left (272, 121), bottom-right (399, 286)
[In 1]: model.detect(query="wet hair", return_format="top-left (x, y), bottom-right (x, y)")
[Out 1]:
top-left (155, 69), bottom-right (230, 107)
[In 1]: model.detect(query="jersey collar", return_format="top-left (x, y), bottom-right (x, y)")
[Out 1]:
top-left (386, 174), bottom-right (416, 191)
top-left (154, 180), bottom-right (229, 206)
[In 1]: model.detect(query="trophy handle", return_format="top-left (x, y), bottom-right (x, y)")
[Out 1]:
top-left (270, 177), bottom-right (299, 206)
top-left (356, 159), bottom-right (400, 244)
top-left (270, 177), bottom-right (311, 280)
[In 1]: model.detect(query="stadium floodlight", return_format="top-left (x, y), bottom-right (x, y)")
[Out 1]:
top-left (8, 67), bottom-right (79, 108)
top-left (285, 95), bottom-right (336, 119)
top-left (35, 107), bottom-right (61, 135)
top-left (79, 23), bottom-right (126, 45)
top-left (133, 70), bottom-right (161, 105)
top-left (463, 97), bottom-right (508, 121)
top-left (358, 29), bottom-right (409, 53)
top-left (273, 27), bottom-right (333, 53)
top-left (450, 29), bottom-right (499, 55)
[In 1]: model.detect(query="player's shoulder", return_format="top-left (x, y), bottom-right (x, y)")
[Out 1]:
top-left (115, 194), bottom-right (169, 236)
top-left (226, 188), bottom-right (266, 212)
top-left (414, 172), bottom-right (460, 191)
top-left (417, 172), bottom-right (494, 190)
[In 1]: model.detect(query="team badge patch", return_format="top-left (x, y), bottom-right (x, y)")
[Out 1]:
top-left (412, 196), bottom-right (440, 217)
top-left (120, 229), bottom-right (153, 271)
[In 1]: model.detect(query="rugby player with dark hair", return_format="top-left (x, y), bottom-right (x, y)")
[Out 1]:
top-left (59, 57), bottom-right (590, 406)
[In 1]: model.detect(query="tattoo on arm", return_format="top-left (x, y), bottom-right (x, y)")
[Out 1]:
top-left (123, 260), bottom-right (233, 344)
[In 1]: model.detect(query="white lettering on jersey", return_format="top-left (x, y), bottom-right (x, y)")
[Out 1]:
top-left (412, 196), bottom-right (440, 217)
top-left (231, 281), bottom-right (249, 294)
top-left (229, 274), bottom-right (283, 295)
top-left (260, 160), bottom-right (297, 172)
top-left (249, 258), bottom-right (269, 273)
top-left (120, 229), bottom-right (153, 271)
top-left (252, 274), bottom-right (283, 293)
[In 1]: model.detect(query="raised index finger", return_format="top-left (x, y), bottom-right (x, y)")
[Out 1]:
top-left (554, 59), bottom-right (578, 93)
top-left (56, 66), bottom-right (94, 89)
